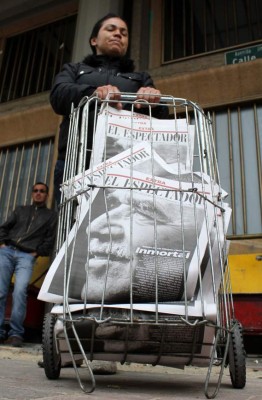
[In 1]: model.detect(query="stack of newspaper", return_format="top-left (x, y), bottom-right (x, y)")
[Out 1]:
top-left (38, 105), bottom-right (231, 363)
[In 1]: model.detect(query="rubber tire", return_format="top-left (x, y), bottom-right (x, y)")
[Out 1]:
top-left (42, 313), bottom-right (61, 380)
top-left (228, 320), bottom-right (246, 389)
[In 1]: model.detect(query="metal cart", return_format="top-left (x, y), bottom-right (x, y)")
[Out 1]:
top-left (40, 94), bottom-right (246, 398)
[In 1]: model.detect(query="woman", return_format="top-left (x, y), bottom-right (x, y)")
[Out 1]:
top-left (50, 13), bottom-right (168, 204)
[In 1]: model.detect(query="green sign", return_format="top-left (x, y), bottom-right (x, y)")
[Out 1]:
top-left (225, 44), bottom-right (262, 65)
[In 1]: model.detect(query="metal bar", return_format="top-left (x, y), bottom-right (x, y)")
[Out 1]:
top-left (7, 37), bottom-right (21, 101)
top-left (51, 22), bottom-right (64, 87)
top-left (43, 139), bottom-right (52, 183)
top-left (245, 0), bottom-right (252, 40)
top-left (255, 0), bottom-right (262, 37)
top-left (12, 35), bottom-right (26, 99)
top-left (0, 41), bottom-right (11, 101)
top-left (26, 31), bottom-right (38, 96)
top-left (190, 1), bottom-right (194, 55)
top-left (32, 142), bottom-right (41, 184)
top-left (35, 30), bottom-right (46, 93)
top-left (41, 27), bottom-right (52, 92)
top-left (0, 149), bottom-right (8, 206)
top-left (253, 104), bottom-right (262, 223)
top-left (120, 325), bottom-right (130, 365)
top-left (171, 0), bottom-right (175, 60)
top-left (58, 23), bottom-right (66, 72)
top-left (21, 34), bottom-right (34, 97)
top-left (210, 111), bottom-right (220, 188)
top-left (211, 0), bottom-right (216, 50)
top-left (227, 108), bottom-right (236, 235)
top-left (203, 0), bottom-right (207, 52)
top-left (224, 0), bottom-right (229, 47)
top-left (233, 0), bottom-right (239, 44)
top-left (12, 145), bottom-right (24, 206)
top-left (152, 325), bottom-right (166, 366)
top-left (5, 147), bottom-right (18, 218)
top-left (24, 144), bottom-right (34, 205)
top-left (129, 103), bottom-right (136, 323)
top-left (62, 322), bottom-right (96, 393)
top-left (183, 0), bottom-right (186, 57)
top-left (237, 106), bottom-right (247, 234)
top-left (204, 328), bottom-right (230, 399)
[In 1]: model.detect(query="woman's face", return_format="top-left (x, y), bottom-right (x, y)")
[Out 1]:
top-left (91, 17), bottom-right (129, 57)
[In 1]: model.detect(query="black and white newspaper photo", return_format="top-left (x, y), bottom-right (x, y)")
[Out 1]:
top-left (37, 98), bottom-right (232, 367)
top-left (196, 201), bottom-right (232, 304)
top-left (92, 106), bottom-right (195, 174)
top-left (49, 300), bottom-right (217, 366)
top-left (61, 143), bottom-right (182, 200)
top-left (61, 143), bottom-right (227, 202)
top-left (38, 167), bottom-right (217, 305)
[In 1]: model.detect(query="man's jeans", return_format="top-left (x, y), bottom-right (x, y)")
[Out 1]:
top-left (0, 246), bottom-right (35, 339)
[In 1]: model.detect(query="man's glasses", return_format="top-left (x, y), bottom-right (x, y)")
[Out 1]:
top-left (32, 189), bottom-right (47, 193)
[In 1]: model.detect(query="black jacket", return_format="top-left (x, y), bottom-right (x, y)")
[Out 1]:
top-left (50, 54), bottom-right (168, 160)
top-left (0, 205), bottom-right (57, 256)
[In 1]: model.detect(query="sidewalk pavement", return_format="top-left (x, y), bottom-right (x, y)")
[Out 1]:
top-left (2, 340), bottom-right (261, 369)
top-left (0, 341), bottom-right (261, 400)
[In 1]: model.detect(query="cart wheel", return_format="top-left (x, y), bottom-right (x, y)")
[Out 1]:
top-left (42, 313), bottom-right (61, 380)
top-left (228, 320), bottom-right (246, 389)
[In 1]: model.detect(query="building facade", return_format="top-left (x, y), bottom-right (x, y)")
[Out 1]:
top-left (0, 0), bottom-right (261, 334)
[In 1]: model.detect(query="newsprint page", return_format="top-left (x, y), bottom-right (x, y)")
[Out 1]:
top-left (38, 106), bottom-right (231, 366)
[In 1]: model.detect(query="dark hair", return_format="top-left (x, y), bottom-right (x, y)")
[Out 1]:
top-left (32, 182), bottom-right (49, 193)
top-left (89, 13), bottom-right (127, 54)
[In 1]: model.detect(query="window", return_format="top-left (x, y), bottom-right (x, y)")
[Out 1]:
top-left (189, 101), bottom-right (262, 236)
top-left (0, 15), bottom-right (77, 102)
top-left (163, 0), bottom-right (262, 62)
top-left (0, 138), bottom-right (54, 224)
top-left (212, 103), bottom-right (262, 236)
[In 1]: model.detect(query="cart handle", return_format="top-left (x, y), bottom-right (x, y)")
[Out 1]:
top-left (77, 92), bottom-right (206, 116)
top-left (107, 92), bottom-right (190, 105)
top-left (105, 93), bottom-right (205, 115)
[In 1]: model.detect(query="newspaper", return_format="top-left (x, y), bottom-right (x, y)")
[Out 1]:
top-left (62, 143), bottom-right (181, 200)
top-left (196, 202), bottom-right (232, 304)
top-left (38, 167), bottom-right (217, 305)
top-left (61, 143), bottom-right (227, 202)
top-left (51, 300), bottom-right (217, 320)
top-left (92, 106), bottom-right (195, 174)
top-left (37, 101), bottom-right (232, 367)
top-left (51, 301), bottom-right (217, 367)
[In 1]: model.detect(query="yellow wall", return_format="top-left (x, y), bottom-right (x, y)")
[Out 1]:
top-left (228, 239), bottom-right (262, 294)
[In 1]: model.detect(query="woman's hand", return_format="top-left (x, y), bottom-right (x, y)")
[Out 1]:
top-left (94, 86), bottom-right (162, 110)
top-left (135, 87), bottom-right (161, 108)
top-left (94, 85), bottom-right (122, 110)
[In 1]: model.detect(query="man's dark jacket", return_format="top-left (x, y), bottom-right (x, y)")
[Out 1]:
top-left (50, 54), bottom-right (169, 161)
top-left (0, 205), bottom-right (57, 256)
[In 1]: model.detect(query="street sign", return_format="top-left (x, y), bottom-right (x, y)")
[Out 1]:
top-left (225, 44), bottom-right (262, 65)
